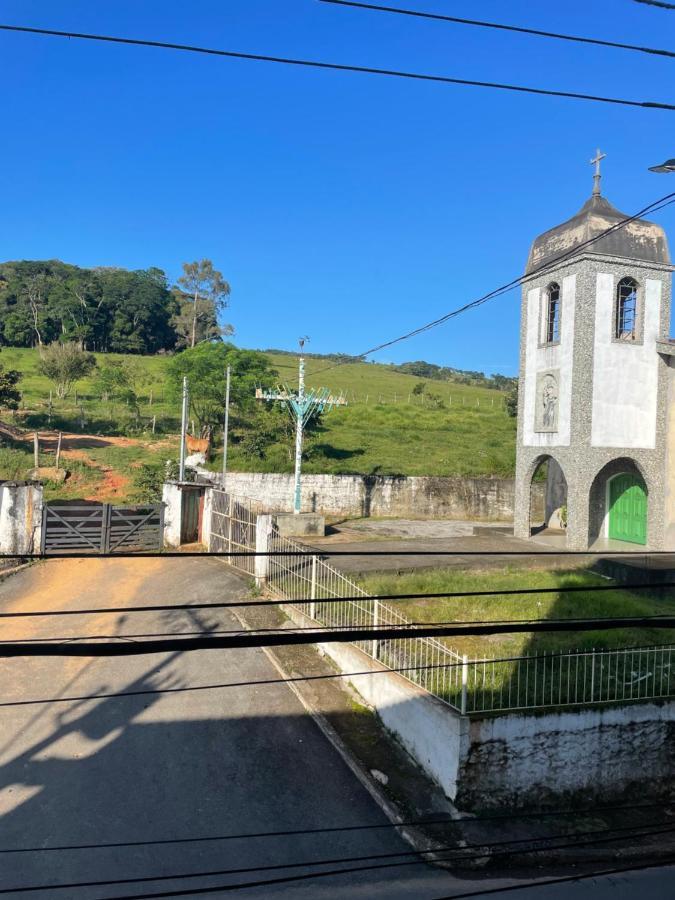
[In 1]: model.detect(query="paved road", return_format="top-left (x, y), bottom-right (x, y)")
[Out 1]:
top-left (0, 557), bottom-right (671, 899)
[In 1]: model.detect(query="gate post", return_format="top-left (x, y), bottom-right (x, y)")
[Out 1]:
top-left (101, 504), bottom-right (112, 554)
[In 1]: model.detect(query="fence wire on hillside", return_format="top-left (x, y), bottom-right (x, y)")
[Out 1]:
top-left (208, 489), bottom-right (675, 715)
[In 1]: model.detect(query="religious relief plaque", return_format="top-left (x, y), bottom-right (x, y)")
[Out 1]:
top-left (534, 370), bottom-right (559, 433)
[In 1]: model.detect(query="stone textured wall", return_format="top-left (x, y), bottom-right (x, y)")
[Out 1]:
top-left (217, 472), bottom-right (529, 520)
top-left (457, 701), bottom-right (675, 809)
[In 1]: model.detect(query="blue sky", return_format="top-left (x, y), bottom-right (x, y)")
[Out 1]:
top-left (1, 0), bottom-right (674, 374)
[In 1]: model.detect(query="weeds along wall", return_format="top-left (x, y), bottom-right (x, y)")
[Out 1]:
top-left (215, 473), bottom-right (539, 520)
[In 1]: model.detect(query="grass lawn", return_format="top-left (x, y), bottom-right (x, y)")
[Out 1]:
top-left (2, 347), bottom-right (516, 481)
top-left (360, 567), bottom-right (675, 659)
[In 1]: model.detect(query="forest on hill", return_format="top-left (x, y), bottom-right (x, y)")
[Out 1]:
top-left (0, 259), bottom-right (227, 354)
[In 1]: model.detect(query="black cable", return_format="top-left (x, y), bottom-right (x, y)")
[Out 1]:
top-left (1, 23), bottom-right (674, 110)
top-left (0, 642), bottom-right (669, 708)
top-left (5, 545), bottom-right (675, 557)
top-left (7, 821), bottom-right (673, 897)
top-left (2, 579), bottom-right (672, 619)
top-left (430, 857), bottom-right (675, 899)
top-left (634, 0), bottom-right (675, 9)
top-left (79, 824), bottom-right (675, 900)
top-left (7, 611), bottom-right (675, 648)
top-left (3, 616), bottom-right (675, 657)
top-left (320, 0), bottom-right (675, 59)
top-left (307, 192), bottom-right (675, 375)
top-left (1, 801), bottom-right (669, 856)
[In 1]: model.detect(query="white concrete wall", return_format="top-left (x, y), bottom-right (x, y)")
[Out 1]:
top-left (284, 602), bottom-right (467, 799)
top-left (0, 482), bottom-right (43, 554)
top-left (522, 275), bottom-right (576, 447)
top-left (161, 482), bottom-right (182, 548)
top-left (209, 472), bottom-right (523, 520)
top-left (459, 701), bottom-right (675, 808)
top-left (591, 275), bottom-right (660, 448)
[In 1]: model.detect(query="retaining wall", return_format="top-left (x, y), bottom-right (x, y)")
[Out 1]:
top-left (218, 473), bottom-right (531, 520)
top-left (457, 701), bottom-right (675, 809)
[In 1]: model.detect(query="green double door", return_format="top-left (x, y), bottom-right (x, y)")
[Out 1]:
top-left (608, 474), bottom-right (647, 545)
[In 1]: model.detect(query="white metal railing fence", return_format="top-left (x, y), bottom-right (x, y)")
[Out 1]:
top-left (462, 644), bottom-right (675, 714)
top-left (209, 490), bottom-right (264, 577)
top-left (265, 528), bottom-right (466, 707)
top-left (209, 490), bottom-right (675, 715)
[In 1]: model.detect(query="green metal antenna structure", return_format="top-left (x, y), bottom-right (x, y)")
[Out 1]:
top-left (256, 338), bottom-right (346, 514)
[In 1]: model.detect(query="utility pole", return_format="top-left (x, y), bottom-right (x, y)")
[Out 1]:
top-left (179, 376), bottom-right (189, 482)
top-left (222, 365), bottom-right (231, 487)
top-left (256, 338), bottom-right (346, 515)
top-left (293, 344), bottom-right (307, 514)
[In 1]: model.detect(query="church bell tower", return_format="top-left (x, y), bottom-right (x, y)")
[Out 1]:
top-left (513, 153), bottom-right (673, 551)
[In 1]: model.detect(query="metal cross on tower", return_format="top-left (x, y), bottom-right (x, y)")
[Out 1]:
top-left (255, 338), bottom-right (346, 514)
top-left (590, 147), bottom-right (606, 196)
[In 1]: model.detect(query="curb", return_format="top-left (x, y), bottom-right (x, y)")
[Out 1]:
top-left (227, 603), bottom-right (453, 866)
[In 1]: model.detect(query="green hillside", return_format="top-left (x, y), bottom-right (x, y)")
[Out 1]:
top-left (0, 347), bottom-right (516, 482)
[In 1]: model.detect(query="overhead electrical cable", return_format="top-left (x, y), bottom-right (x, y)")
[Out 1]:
top-left (319, 0), bottom-right (675, 59)
top-left (3, 615), bottom-right (675, 657)
top-left (6, 612), bottom-right (675, 647)
top-left (634, 0), bottom-right (675, 9)
top-left (3, 543), bottom-right (675, 558)
top-left (1, 579), bottom-right (672, 618)
top-left (308, 191), bottom-right (675, 375)
top-left (430, 857), bottom-right (675, 899)
top-left (0, 643), bottom-right (667, 709)
top-left (0, 23), bottom-right (674, 111)
top-left (57, 826), bottom-right (675, 900)
top-left (7, 822), bottom-right (674, 898)
top-left (1, 800), bottom-right (668, 856)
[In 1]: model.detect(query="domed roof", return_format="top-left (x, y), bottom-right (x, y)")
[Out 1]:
top-left (525, 191), bottom-right (671, 275)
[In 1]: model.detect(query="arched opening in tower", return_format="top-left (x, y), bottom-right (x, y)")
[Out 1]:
top-left (529, 455), bottom-right (568, 542)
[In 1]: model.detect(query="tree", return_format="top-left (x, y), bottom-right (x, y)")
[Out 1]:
top-left (505, 383), bottom-right (518, 417)
top-left (166, 342), bottom-right (276, 437)
top-left (177, 259), bottom-right (231, 349)
top-left (0, 352), bottom-right (21, 411)
top-left (38, 342), bottom-right (97, 399)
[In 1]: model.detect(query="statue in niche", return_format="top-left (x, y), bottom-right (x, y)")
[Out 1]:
top-left (535, 371), bottom-right (558, 433)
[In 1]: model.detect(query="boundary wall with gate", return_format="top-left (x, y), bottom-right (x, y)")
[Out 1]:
top-left (202, 485), bottom-right (675, 805)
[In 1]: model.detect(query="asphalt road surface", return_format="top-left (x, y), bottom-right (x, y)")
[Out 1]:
top-left (0, 557), bottom-right (671, 899)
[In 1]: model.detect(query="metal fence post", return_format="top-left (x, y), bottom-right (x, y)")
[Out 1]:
top-left (310, 555), bottom-right (317, 620)
top-left (590, 648), bottom-right (596, 702)
top-left (372, 597), bottom-right (379, 660)
top-left (461, 655), bottom-right (469, 715)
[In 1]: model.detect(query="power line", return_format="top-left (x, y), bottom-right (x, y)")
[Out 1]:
top-left (2, 801), bottom-right (668, 855)
top-left (0, 642), bottom-right (668, 708)
top-left (0, 23), bottom-right (674, 111)
top-left (8, 822), bottom-right (674, 898)
top-left (430, 857), bottom-right (675, 899)
top-left (68, 825), bottom-right (675, 900)
top-left (319, 0), bottom-right (675, 59)
top-left (3, 579), bottom-right (672, 619)
top-left (3, 616), bottom-right (675, 657)
top-left (9, 610), bottom-right (675, 648)
top-left (4, 544), bottom-right (675, 557)
top-left (308, 191), bottom-right (675, 374)
top-left (634, 0), bottom-right (675, 9)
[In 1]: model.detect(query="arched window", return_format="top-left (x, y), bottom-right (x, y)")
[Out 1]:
top-left (615, 277), bottom-right (638, 341)
top-left (545, 282), bottom-right (560, 344)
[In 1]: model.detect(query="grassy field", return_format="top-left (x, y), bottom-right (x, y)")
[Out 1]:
top-left (1, 347), bottom-right (516, 489)
top-left (360, 566), bottom-right (675, 659)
